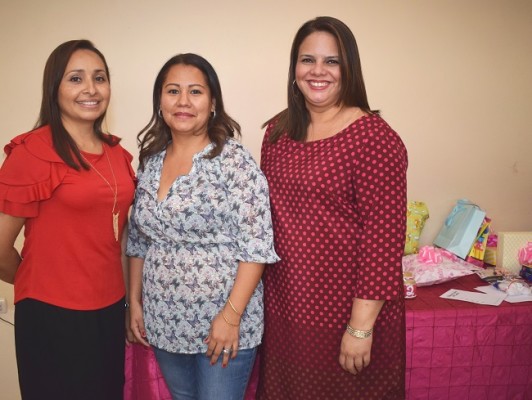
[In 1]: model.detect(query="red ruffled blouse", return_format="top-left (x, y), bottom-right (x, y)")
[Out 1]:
top-left (0, 126), bottom-right (136, 310)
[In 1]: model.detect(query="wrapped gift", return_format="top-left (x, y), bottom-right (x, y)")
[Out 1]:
top-left (496, 232), bottom-right (532, 274)
top-left (404, 201), bottom-right (429, 255)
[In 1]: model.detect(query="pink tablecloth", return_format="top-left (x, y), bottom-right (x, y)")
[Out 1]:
top-left (125, 274), bottom-right (532, 400)
top-left (405, 274), bottom-right (532, 400)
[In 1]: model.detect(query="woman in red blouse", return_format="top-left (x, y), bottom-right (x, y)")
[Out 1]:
top-left (0, 40), bottom-right (135, 400)
top-left (258, 17), bottom-right (408, 399)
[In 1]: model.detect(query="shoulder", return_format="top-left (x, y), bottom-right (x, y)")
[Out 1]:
top-left (143, 148), bottom-right (164, 166)
top-left (263, 116), bottom-right (285, 142)
top-left (137, 148), bottom-right (164, 178)
top-left (357, 114), bottom-right (397, 136)
top-left (352, 115), bottom-right (408, 167)
top-left (4, 125), bottom-right (63, 163)
top-left (220, 139), bottom-right (257, 163)
top-left (106, 139), bottom-right (137, 183)
top-left (355, 115), bottom-right (405, 146)
top-left (8, 125), bottom-right (52, 145)
top-left (265, 119), bottom-right (278, 133)
top-left (222, 137), bottom-right (245, 151)
top-left (107, 136), bottom-right (134, 163)
top-left (218, 139), bottom-right (265, 183)
top-left (0, 127), bottom-right (69, 211)
top-left (263, 121), bottom-right (275, 142)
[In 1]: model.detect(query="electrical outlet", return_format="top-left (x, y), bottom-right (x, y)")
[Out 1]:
top-left (0, 297), bottom-right (7, 314)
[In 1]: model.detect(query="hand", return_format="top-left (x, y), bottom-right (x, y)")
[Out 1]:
top-left (338, 331), bottom-right (373, 375)
top-left (129, 301), bottom-right (149, 347)
top-left (204, 312), bottom-right (240, 368)
top-left (125, 305), bottom-right (135, 344)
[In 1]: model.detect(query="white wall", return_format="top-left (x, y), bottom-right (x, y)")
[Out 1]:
top-left (1, 1), bottom-right (531, 398)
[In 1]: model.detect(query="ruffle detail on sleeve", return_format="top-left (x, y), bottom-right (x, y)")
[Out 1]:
top-left (0, 129), bottom-right (68, 218)
top-left (222, 140), bottom-right (280, 265)
top-left (236, 240), bottom-right (281, 265)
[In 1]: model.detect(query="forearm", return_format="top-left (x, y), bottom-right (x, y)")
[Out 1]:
top-left (223, 261), bottom-right (265, 322)
top-left (0, 248), bottom-right (21, 284)
top-left (0, 213), bottom-right (25, 284)
top-left (348, 298), bottom-right (385, 330)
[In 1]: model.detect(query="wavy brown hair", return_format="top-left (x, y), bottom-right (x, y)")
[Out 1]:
top-left (137, 53), bottom-right (241, 170)
top-left (266, 16), bottom-right (372, 143)
top-left (35, 39), bottom-right (117, 170)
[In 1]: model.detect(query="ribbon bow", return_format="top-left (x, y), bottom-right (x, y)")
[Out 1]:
top-left (518, 242), bottom-right (532, 265)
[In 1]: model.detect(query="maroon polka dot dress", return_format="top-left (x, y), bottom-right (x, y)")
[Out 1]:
top-left (257, 114), bottom-right (408, 399)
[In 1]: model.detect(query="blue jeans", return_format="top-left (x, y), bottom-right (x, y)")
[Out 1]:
top-left (153, 346), bottom-right (257, 400)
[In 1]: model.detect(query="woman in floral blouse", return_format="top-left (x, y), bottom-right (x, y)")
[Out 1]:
top-left (126, 53), bottom-right (279, 400)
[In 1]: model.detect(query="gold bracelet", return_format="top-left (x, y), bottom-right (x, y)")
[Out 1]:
top-left (227, 298), bottom-right (242, 316)
top-left (221, 310), bottom-right (240, 327)
top-left (346, 324), bottom-right (373, 339)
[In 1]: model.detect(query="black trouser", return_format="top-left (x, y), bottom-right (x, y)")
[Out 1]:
top-left (15, 298), bottom-right (125, 400)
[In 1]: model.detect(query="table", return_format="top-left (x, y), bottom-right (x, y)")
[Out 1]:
top-left (124, 274), bottom-right (532, 400)
top-left (405, 274), bottom-right (532, 399)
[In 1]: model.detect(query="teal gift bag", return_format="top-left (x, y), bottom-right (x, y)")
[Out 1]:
top-left (433, 199), bottom-right (486, 259)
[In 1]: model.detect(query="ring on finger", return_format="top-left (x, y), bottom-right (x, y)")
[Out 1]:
top-left (222, 348), bottom-right (231, 354)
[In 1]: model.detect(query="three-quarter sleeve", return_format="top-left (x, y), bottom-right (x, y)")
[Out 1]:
top-left (353, 122), bottom-right (408, 300)
top-left (126, 169), bottom-right (151, 259)
top-left (223, 141), bottom-right (280, 264)
top-left (0, 131), bottom-right (68, 218)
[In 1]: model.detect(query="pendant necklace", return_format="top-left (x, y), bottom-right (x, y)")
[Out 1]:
top-left (81, 145), bottom-right (119, 241)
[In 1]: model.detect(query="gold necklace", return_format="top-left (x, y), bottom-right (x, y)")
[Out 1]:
top-left (81, 146), bottom-right (119, 241)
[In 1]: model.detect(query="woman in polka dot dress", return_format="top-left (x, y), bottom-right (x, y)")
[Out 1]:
top-left (257, 16), bottom-right (408, 399)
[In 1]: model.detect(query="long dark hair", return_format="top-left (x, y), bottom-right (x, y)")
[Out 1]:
top-left (35, 39), bottom-right (116, 170)
top-left (266, 16), bottom-right (372, 143)
top-left (137, 53), bottom-right (241, 170)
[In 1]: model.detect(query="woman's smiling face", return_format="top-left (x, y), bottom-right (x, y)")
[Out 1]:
top-left (58, 49), bottom-right (110, 128)
top-left (159, 64), bottom-right (214, 138)
top-left (295, 31), bottom-right (342, 111)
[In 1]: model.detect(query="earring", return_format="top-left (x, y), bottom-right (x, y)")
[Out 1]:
top-left (158, 108), bottom-right (162, 118)
top-left (211, 109), bottom-right (216, 120)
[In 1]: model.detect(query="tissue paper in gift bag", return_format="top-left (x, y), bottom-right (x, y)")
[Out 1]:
top-left (466, 217), bottom-right (491, 267)
top-left (483, 246), bottom-right (497, 266)
top-left (496, 232), bottom-right (532, 274)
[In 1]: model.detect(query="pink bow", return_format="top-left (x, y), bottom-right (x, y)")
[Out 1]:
top-left (518, 242), bottom-right (532, 265)
top-left (418, 246), bottom-right (458, 265)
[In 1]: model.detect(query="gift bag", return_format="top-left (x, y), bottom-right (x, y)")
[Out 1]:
top-left (465, 217), bottom-right (491, 267)
top-left (433, 199), bottom-right (486, 259)
top-left (404, 201), bottom-right (429, 255)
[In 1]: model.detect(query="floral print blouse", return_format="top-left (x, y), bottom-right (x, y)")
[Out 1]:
top-left (126, 139), bottom-right (279, 354)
